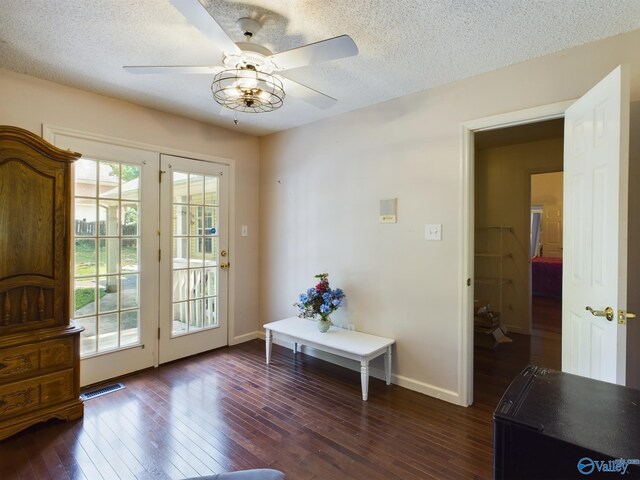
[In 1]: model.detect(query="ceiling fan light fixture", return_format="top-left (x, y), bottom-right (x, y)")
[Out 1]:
top-left (212, 66), bottom-right (285, 113)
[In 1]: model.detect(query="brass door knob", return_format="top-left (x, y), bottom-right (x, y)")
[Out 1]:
top-left (220, 262), bottom-right (230, 271)
top-left (585, 306), bottom-right (614, 321)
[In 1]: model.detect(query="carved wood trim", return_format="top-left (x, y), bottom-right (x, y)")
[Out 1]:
top-left (0, 126), bottom-right (80, 164)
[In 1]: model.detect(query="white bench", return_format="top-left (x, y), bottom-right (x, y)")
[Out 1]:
top-left (263, 317), bottom-right (395, 401)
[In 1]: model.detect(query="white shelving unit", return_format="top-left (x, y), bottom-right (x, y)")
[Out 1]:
top-left (474, 226), bottom-right (512, 348)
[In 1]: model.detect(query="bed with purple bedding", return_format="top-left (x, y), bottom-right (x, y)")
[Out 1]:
top-left (532, 256), bottom-right (562, 298)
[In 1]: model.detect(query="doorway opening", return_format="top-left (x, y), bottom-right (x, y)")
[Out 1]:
top-left (472, 119), bottom-right (564, 404)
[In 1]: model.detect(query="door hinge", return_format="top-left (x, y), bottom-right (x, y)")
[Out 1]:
top-left (158, 249), bottom-right (161, 261)
top-left (467, 278), bottom-right (471, 286)
top-left (158, 327), bottom-right (161, 340)
top-left (159, 169), bottom-right (166, 183)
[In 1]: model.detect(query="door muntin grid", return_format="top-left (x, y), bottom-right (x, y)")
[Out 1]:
top-left (73, 159), bottom-right (141, 356)
top-left (171, 171), bottom-right (219, 337)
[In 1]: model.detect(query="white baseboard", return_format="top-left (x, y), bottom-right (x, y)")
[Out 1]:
top-left (256, 331), bottom-right (461, 406)
top-left (229, 331), bottom-right (259, 346)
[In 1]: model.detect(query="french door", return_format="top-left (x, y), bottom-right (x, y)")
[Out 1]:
top-left (52, 134), bottom-right (159, 386)
top-left (158, 154), bottom-right (229, 363)
top-left (53, 132), bottom-right (230, 385)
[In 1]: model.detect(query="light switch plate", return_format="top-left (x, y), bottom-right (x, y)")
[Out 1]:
top-left (425, 224), bottom-right (442, 241)
top-left (241, 225), bottom-right (248, 237)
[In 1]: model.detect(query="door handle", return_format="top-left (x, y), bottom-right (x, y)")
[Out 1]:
top-left (220, 263), bottom-right (230, 271)
top-left (585, 306), bottom-right (614, 322)
top-left (618, 310), bottom-right (637, 325)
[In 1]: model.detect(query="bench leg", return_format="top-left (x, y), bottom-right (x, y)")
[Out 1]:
top-left (360, 360), bottom-right (369, 401)
top-left (265, 329), bottom-right (272, 364)
top-left (385, 346), bottom-right (392, 385)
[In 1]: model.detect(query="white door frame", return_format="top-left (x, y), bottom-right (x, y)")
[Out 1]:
top-left (458, 100), bottom-right (574, 407)
top-left (43, 125), bottom-right (238, 382)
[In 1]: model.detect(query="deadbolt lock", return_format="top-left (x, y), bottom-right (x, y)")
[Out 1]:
top-left (221, 250), bottom-right (227, 257)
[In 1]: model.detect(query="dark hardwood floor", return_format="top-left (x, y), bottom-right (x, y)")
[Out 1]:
top-left (473, 293), bottom-right (561, 437)
top-left (531, 296), bottom-right (562, 334)
top-left (0, 327), bottom-right (561, 480)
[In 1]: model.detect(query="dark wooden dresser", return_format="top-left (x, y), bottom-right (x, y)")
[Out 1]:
top-left (0, 125), bottom-right (83, 440)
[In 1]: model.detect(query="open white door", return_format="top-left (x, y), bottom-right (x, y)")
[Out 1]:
top-left (158, 154), bottom-right (229, 363)
top-left (563, 65), bottom-right (630, 384)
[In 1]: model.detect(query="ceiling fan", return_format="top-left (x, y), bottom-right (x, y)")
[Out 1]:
top-left (124, 0), bottom-right (359, 114)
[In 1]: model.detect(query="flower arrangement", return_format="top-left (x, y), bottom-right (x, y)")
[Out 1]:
top-left (294, 273), bottom-right (345, 325)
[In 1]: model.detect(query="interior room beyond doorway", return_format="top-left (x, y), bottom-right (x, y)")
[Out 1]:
top-left (473, 119), bottom-right (564, 405)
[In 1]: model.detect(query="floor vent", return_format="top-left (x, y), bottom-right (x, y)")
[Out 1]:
top-left (80, 383), bottom-right (125, 401)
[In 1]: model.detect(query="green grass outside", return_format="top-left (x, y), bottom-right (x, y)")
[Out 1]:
top-left (75, 240), bottom-right (138, 276)
top-left (75, 287), bottom-right (107, 311)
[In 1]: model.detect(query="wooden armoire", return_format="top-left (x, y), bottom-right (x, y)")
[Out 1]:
top-left (0, 126), bottom-right (83, 440)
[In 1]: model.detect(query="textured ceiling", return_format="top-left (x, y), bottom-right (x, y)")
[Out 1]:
top-left (1, 1), bottom-right (640, 136)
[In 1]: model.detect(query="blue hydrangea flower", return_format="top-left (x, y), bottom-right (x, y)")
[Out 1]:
top-left (299, 293), bottom-right (309, 303)
top-left (320, 304), bottom-right (331, 314)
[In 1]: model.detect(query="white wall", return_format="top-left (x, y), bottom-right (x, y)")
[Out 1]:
top-left (531, 172), bottom-right (563, 207)
top-left (260, 29), bottom-right (640, 403)
top-left (0, 69), bottom-right (260, 344)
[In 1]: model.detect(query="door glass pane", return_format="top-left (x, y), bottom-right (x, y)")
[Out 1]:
top-left (99, 200), bottom-right (119, 235)
top-left (121, 310), bottom-right (139, 347)
top-left (173, 302), bottom-right (188, 334)
top-left (173, 205), bottom-right (188, 235)
top-left (121, 239), bottom-right (139, 272)
top-left (99, 238), bottom-right (120, 275)
top-left (121, 274), bottom-right (139, 309)
top-left (98, 276), bottom-right (119, 313)
top-left (121, 165), bottom-right (140, 200)
top-left (122, 202), bottom-right (139, 236)
top-left (204, 297), bottom-right (217, 327)
top-left (77, 316), bottom-right (97, 353)
top-left (98, 313), bottom-right (119, 352)
top-left (204, 176), bottom-right (218, 205)
top-left (74, 158), bottom-right (143, 356)
top-left (173, 172), bottom-right (188, 203)
top-left (173, 238), bottom-right (188, 268)
top-left (189, 174), bottom-right (204, 204)
top-left (75, 239), bottom-right (96, 276)
top-left (99, 163), bottom-right (120, 199)
top-left (204, 268), bottom-right (217, 296)
top-left (170, 171), bottom-right (220, 337)
top-left (74, 279), bottom-right (97, 317)
top-left (75, 159), bottom-right (97, 197)
top-left (75, 199), bottom-right (97, 236)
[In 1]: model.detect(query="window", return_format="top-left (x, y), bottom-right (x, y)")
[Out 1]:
top-left (73, 159), bottom-right (141, 356)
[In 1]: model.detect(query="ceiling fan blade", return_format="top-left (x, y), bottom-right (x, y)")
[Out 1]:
top-left (281, 76), bottom-right (337, 109)
top-left (123, 65), bottom-right (223, 74)
top-left (169, 0), bottom-right (241, 55)
top-left (268, 35), bottom-right (358, 71)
